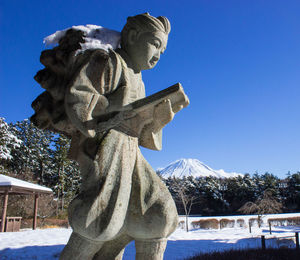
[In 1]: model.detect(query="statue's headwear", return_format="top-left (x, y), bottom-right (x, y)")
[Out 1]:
top-left (121, 13), bottom-right (171, 49)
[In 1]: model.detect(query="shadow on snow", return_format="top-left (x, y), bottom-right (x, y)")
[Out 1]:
top-left (0, 237), bottom-right (267, 260)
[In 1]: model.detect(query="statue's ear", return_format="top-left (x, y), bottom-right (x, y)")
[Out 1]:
top-left (127, 29), bottom-right (138, 45)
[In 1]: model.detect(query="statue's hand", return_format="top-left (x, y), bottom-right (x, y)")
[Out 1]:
top-left (95, 109), bottom-right (137, 133)
top-left (152, 99), bottom-right (174, 132)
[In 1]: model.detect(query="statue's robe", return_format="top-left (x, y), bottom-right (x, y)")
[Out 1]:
top-left (65, 49), bottom-right (178, 242)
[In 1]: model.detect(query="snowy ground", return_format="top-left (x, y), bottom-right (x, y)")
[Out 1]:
top-left (0, 213), bottom-right (299, 260)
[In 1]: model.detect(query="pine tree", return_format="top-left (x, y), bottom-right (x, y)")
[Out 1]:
top-left (285, 172), bottom-right (300, 211)
top-left (0, 117), bottom-right (22, 173)
top-left (51, 134), bottom-right (80, 212)
top-left (9, 119), bottom-right (54, 184)
top-left (224, 174), bottom-right (257, 213)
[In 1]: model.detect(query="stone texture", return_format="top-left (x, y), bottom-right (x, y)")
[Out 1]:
top-left (31, 13), bottom-right (189, 260)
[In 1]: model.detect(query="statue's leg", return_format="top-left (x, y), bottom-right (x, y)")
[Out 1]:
top-left (127, 150), bottom-right (178, 240)
top-left (60, 232), bottom-right (104, 260)
top-left (92, 233), bottom-right (133, 260)
top-left (135, 238), bottom-right (167, 260)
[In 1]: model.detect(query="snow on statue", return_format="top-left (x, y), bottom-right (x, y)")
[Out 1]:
top-left (31, 13), bottom-right (189, 260)
top-left (43, 24), bottom-right (121, 53)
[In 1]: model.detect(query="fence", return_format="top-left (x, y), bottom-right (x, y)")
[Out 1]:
top-left (261, 232), bottom-right (299, 250)
top-left (0, 217), bottom-right (22, 232)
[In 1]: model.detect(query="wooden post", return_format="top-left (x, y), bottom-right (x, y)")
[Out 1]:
top-left (296, 232), bottom-right (299, 250)
top-left (1, 190), bottom-right (9, 232)
top-left (249, 221), bottom-right (252, 233)
top-left (33, 193), bottom-right (39, 230)
top-left (261, 235), bottom-right (266, 250)
top-left (269, 221), bottom-right (272, 235)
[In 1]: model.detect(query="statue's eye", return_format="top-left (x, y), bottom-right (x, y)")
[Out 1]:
top-left (152, 40), bottom-right (161, 49)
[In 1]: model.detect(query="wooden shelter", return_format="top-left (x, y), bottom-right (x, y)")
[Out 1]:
top-left (0, 174), bottom-right (52, 232)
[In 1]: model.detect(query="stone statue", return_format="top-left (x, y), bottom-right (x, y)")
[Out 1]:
top-left (31, 13), bottom-right (189, 260)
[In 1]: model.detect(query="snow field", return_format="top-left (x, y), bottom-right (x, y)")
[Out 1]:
top-left (0, 213), bottom-right (299, 260)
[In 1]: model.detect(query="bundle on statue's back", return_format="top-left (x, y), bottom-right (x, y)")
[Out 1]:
top-left (31, 13), bottom-right (189, 260)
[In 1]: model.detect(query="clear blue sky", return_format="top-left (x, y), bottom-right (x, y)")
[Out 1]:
top-left (1, 0), bottom-right (300, 178)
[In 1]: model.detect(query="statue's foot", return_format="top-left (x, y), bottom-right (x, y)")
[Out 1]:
top-left (135, 238), bottom-right (167, 260)
top-left (60, 232), bottom-right (103, 260)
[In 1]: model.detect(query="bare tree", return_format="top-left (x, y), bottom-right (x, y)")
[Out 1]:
top-left (239, 189), bottom-right (283, 228)
top-left (172, 178), bottom-right (198, 232)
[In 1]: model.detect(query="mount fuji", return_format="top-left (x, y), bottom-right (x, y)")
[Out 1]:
top-left (158, 158), bottom-right (243, 179)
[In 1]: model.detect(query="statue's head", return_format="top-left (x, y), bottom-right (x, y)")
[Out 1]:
top-left (121, 13), bottom-right (171, 72)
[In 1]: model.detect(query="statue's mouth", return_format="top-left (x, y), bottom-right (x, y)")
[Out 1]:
top-left (150, 57), bottom-right (159, 66)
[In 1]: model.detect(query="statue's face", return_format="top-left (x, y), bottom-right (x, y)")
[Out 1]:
top-left (128, 30), bottom-right (168, 71)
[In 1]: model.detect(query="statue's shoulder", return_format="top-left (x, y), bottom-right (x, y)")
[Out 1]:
top-left (74, 49), bottom-right (123, 93)
top-left (76, 48), bottom-right (123, 75)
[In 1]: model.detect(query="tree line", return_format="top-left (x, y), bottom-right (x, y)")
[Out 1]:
top-left (0, 117), bottom-right (81, 213)
top-left (1, 117), bottom-right (300, 217)
top-left (163, 172), bottom-right (300, 216)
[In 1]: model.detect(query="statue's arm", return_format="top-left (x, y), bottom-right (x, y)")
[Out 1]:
top-left (65, 68), bottom-right (106, 138)
top-left (65, 50), bottom-right (120, 138)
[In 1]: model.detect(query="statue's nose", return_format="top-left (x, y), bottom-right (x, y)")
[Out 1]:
top-left (154, 50), bottom-right (160, 59)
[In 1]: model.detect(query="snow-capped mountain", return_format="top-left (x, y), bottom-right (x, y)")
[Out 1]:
top-left (158, 158), bottom-right (243, 179)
